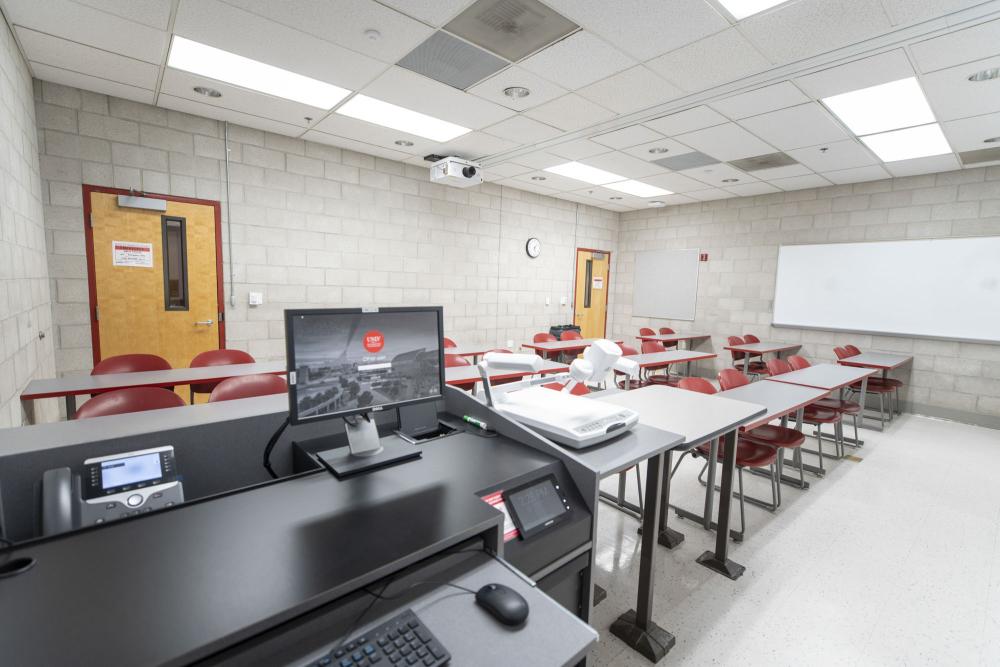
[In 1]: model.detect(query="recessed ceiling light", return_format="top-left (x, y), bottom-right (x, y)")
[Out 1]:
top-left (168, 36), bottom-right (350, 109)
top-left (648, 147), bottom-right (670, 154)
top-left (859, 123), bottom-right (951, 162)
top-left (504, 86), bottom-right (531, 99)
top-left (985, 137), bottom-right (1000, 143)
top-left (605, 180), bottom-right (672, 198)
top-left (717, 0), bottom-right (790, 20)
top-left (648, 201), bottom-right (667, 207)
top-left (364, 29), bottom-right (381, 41)
top-left (968, 68), bottom-right (1000, 82)
top-left (531, 176), bottom-right (546, 181)
top-left (610, 196), bottom-right (622, 200)
top-left (544, 161), bottom-right (624, 185)
top-left (193, 86), bottom-right (221, 98)
top-left (394, 139), bottom-right (414, 147)
top-left (336, 94), bottom-right (470, 142)
top-left (722, 178), bottom-right (739, 183)
top-left (822, 77), bottom-right (935, 136)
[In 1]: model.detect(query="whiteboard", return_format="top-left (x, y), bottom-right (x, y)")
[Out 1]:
top-left (773, 237), bottom-right (1000, 343)
top-left (632, 248), bottom-right (700, 321)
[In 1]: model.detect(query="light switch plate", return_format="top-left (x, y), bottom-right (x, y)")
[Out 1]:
top-left (248, 291), bottom-right (263, 306)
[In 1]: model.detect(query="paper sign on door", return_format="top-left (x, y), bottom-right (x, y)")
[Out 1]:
top-left (592, 276), bottom-right (604, 289)
top-left (112, 241), bottom-right (153, 268)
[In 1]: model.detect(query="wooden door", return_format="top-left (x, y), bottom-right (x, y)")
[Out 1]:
top-left (573, 248), bottom-right (610, 338)
top-left (85, 187), bottom-right (224, 394)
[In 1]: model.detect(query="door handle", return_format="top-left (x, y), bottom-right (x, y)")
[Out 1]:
top-left (195, 319), bottom-right (214, 326)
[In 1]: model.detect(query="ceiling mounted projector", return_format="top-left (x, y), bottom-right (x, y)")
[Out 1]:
top-left (430, 156), bottom-right (483, 188)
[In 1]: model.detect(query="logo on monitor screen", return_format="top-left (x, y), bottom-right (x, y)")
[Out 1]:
top-left (363, 330), bottom-right (385, 353)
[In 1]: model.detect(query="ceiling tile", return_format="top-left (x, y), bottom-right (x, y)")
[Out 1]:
top-left (653, 151), bottom-right (718, 170)
top-left (821, 164), bottom-right (891, 184)
top-left (572, 186), bottom-right (647, 207)
top-left (793, 49), bottom-right (915, 99)
top-left (16, 27), bottom-right (159, 89)
top-left (220, 0), bottom-right (434, 64)
top-left (747, 163), bottom-right (813, 180)
top-left (884, 0), bottom-right (990, 29)
top-left (647, 28), bottom-right (772, 93)
top-left (512, 170), bottom-right (585, 192)
top-left (30, 61), bottom-right (154, 104)
top-left (361, 67), bottom-right (515, 129)
top-left (73, 0), bottom-right (173, 29)
top-left (541, 0), bottom-right (729, 61)
top-left (312, 113), bottom-right (437, 154)
top-left (592, 125), bottom-right (663, 150)
top-left (504, 150), bottom-right (564, 169)
top-left (482, 162), bottom-right (534, 180)
top-left (468, 67), bottom-right (568, 111)
top-left (709, 81), bottom-right (809, 120)
top-left (301, 129), bottom-right (412, 160)
top-left (787, 139), bottom-right (879, 171)
top-left (434, 132), bottom-right (520, 159)
top-left (2, 0), bottom-right (168, 63)
top-left (643, 106), bottom-right (727, 136)
top-left (642, 171), bottom-right (710, 193)
top-left (921, 55), bottom-right (1000, 121)
top-left (483, 116), bottom-right (562, 144)
top-left (173, 0), bottom-right (385, 91)
top-left (498, 177), bottom-right (559, 196)
top-left (376, 0), bottom-right (470, 27)
top-left (621, 138), bottom-right (696, 162)
top-left (883, 153), bottom-right (961, 177)
top-left (770, 174), bottom-right (834, 191)
top-left (519, 31), bottom-right (636, 90)
top-left (577, 66), bottom-right (683, 115)
top-left (398, 31), bottom-right (508, 90)
top-left (942, 112), bottom-right (1000, 153)
top-left (739, 103), bottom-right (849, 151)
top-left (910, 18), bottom-right (1000, 73)
top-left (523, 94), bottom-right (617, 132)
top-left (740, 0), bottom-right (892, 65)
top-left (686, 188), bottom-right (735, 201)
top-left (652, 193), bottom-right (699, 206)
top-left (583, 152), bottom-right (663, 178)
top-left (444, 0), bottom-right (578, 62)
top-left (161, 93), bottom-right (301, 136)
top-left (548, 138), bottom-right (610, 160)
top-left (725, 182), bottom-right (782, 196)
top-left (676, 123), bottom-right (776, 161)
top-left (681, 162), bottom-right (756, 187)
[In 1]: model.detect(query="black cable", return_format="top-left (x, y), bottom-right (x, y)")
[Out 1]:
top-left (330, 578), bottom-right (392, 656)
top-left (363, 581), bottom-right (477, 601)
top-left (262, 416), bottom-right (290, 479)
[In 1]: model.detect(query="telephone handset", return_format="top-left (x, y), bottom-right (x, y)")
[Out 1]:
top-left (40, 445), bottom-right (184, 537)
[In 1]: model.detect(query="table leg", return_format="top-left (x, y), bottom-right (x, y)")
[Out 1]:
top-left (610, 452), bottom-right (676, 662)
top-left (21, 398), bottom-right (36, 425)
top-left (696, 430), bottom-right (746, 580)
top-left (657, 450), bottom-right (684, 549)
top-left (743, 355), bottom-right (750, 374)
top-left (702, 438), bottom-right (718, 530)
top-left (65, 395), bottom-right (77, 420)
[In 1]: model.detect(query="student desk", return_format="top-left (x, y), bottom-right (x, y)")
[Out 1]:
top-left (635, 333), bottom-right (710, 350)
top-left (442, 346), bottom-right (495, 363)
top-left (19, 360), bottom-right (286, 423)
top-left (623, 349), bottom-right (717, 383)
top-left (444, 359), bottom-right (568, 389)
top-left (521, 338), bottom-right (624, 356)
top-left (723, 341), bottom-right (801, 374)
top-left (838, 352), bottom-right (912, 425)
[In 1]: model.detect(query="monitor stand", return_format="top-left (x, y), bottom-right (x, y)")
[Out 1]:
top-left (316, 413), bottom-right (421, 479)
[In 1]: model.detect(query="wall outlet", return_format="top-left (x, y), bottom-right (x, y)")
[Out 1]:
top-left (560, 296), bottom-right (567, 306)
top-left (545, 296), bottom-right (551, 306)
top-left (506, 339), bottom-right (513, 348)
top-left (248, 291), bottom-right (264, 306)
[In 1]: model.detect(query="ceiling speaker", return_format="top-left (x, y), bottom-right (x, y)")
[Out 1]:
top-left (444, 0), bottom-right (578, 62)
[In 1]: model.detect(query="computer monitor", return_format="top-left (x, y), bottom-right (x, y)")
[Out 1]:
top-left (284, 306), bottom-right (445, 478)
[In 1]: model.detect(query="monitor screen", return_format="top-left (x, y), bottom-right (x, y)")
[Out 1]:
top-left (101, 452), bottom-right (163, 490)
top-left (286, 307), bottom-right (444, 423)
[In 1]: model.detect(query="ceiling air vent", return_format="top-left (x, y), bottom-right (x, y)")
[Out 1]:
top-left (653, 151), bottom-right (720, 171)
top-left (398, 31), bottom-right (508, 90)
top-left (729, 152), bottom-right (799, 172)
top-left (958, 147), bottom-right (1000, 165)
top-left (444, 0), bottom-right (578, 62)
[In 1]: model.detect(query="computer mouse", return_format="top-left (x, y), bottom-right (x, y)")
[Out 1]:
top-left (475, 583), bottom-right (529, 627)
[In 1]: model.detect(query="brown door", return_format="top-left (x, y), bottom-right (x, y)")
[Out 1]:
top-left (85, 187), bottom-right (224, 401)
top-left (573, 248), bottom-right (611, 338)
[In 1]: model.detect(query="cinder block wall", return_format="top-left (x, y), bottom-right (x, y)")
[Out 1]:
top-left (612, 168), bottom-right (1000, 428)
top-left (0, 21), bottom-right (55, 427)
top-left (35, 82), bottom-right (618, 385)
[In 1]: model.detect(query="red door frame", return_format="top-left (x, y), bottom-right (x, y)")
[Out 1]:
top-left (571, 247), bottom-right (612, 338)
top-left (82, 184), bottom-right (226, 365)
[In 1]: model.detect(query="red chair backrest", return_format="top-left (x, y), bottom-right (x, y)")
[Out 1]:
top-left (743, 334), bottom-right (761, 343)
top-left (75, 387), bottom-right (185, 419)
top-left (560, 330), bottom-right (582, 341)
top-left (678, 377), bottom-right (716, 395)
top-left (641, 340), bottom-right (666, 354)
top-left (717, 369), bottom-right (750, 390)
top-left (533, 333), bottom-right (556, 343)
top-left (92, 353), bottom-right (171, 375)
top-left (833, 346), bottom-right (851, 359)
top-left (542, 382), bottom-right (590, 396)
top-left (788, 355), bottom-right (811, 370)
top-left (619, 344), bottom-right (638, 356)
top-left (485, 348), bottom-right (512, 354)
top-left (443, 337), bottom-right (458, 348)
top-left (845, 344), bottom-right (861, 355)
top-left (190, 349), bottom-right (255, 368)
top-left (444, 354), bottom-right (470, 367)
top-left (727, 336), bottom-right (746, 361)
top-left (766, 358), bottom-right (793, 376)
top-left (209, 374), bottom-right (287, 402)
top-left (659, 327), bottom-right (675, 335)
top-left (639, 327), bottom-right (655, 336)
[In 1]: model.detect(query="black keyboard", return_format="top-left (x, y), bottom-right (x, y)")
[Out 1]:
top-left (306, 609), bottom-right (450, 667)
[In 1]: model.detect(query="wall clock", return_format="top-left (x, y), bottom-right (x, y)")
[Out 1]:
top-left (526, 237), bottom-right (541, 258)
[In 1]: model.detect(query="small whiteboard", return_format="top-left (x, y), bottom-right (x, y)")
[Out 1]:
top-left (632, 248), bottom-right (700, 320)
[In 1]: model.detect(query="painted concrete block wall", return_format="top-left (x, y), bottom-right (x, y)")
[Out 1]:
top-left (0, 22), bottom-right (55, 427)
top-left (613, 168), bottom-right (1000, 428)
top-left (34, 83), bottom-right (617, 391)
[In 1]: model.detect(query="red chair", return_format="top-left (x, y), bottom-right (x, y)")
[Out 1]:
top-left (844, 344), bottom-right (903, 415)
top-left (445, 354), bottom-right (470, 368)
top-left (767, 358), bottom-right (843, 463)
top-left (727, 336), bottom-right (768, 378)
top-left (639, 327), bottom-right (655, 337)
top-left (443, 337), bottom-right (458, 348)
top-left (657, 327), bottom-right (678, 349)
top-left (640, 340), bottom-right (680, 386)
top-left (835, 347), bottom-right (897, 427)
top-left (788, 355), bottom-right (861, 448)
top-left (560, 330), bottom-right (582, 341)
top-left (75, 387), bottom-right (185, 419)
top-left (533, 333), bottom-right (560, 362)
top-left (209, 374), bottom-right (287, 402)
top-left (542, 381), bottom-right (590, 396)
top-left (616, 344), bottom-right (643, 389)
top-left (92, 354), bottom-right (173, 392)
top-left (485, 348), bottom-right (512, 354)
top-left (844, 344), bottom-right (861, 355)
top-left (189, 349), bottom-right (256, 403)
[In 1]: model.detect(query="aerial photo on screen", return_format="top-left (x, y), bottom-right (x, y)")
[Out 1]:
top-left (292, 310), bottom-right (441, 420)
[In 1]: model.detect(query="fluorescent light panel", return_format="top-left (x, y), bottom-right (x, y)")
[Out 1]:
top-left (335, 94), bottom-right (470, 142)
top-left (717, 0), bottom-right (789, 20)
top-left (167, 36), bottom-right (349, 109)
top-left (860, 123), bottom-right (951, 162)
top-left (544, 161), bottom-right (624, 185)
top-left (823, 77), bottom-right (936, 136)
top-left (605, 180), bottom-right (672, 197)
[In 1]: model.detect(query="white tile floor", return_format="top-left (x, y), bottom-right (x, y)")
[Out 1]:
top-left (589, 414), bottom-right (1000, 666)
